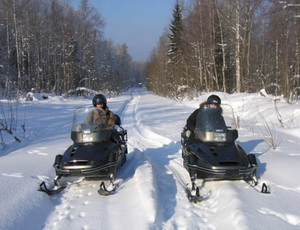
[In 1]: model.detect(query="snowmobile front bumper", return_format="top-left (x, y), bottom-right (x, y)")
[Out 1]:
top-left (185, 162), bottom-right (257, 180)
top-left (54, 160), bottom-right (118, 178)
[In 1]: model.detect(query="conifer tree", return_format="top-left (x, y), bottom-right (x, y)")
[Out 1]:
top-left (168, 1), bottom-right (183, 63)
top-left (167, 1), bottom-right (185, 98)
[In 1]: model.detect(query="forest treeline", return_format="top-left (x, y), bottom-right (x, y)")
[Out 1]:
top-left (146, 0), bottom-right (300, 100)
top-left (1, 0), bottom-right (299, 100)
top-left (0, 0), bottom-right (144, 97)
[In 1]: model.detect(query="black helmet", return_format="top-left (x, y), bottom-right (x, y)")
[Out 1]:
top-left (92, 94), bottom-right (107, 107)
top-left (207, 95), bottom-right (221, 104)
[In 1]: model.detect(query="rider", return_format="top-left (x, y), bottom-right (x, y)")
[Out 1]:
top-left (85, 94), bottom-right (122, 144)
top-left (184, 95), bottom-right (222, 143)
top-left (85, 94), bottom-right (115, 129)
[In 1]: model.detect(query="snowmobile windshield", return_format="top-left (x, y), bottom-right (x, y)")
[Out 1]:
top-left (195, 104), bottom-right (237, 132)
top-left (70, 107), bottom-right (112, 143)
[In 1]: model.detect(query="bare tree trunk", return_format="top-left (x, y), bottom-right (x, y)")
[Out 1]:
top-left (295, 16), bottom-right (300, 99)
top-left (26, 10), bottom-right (31, 91)
top-left (260, 21), bottom-right (266, 89)
top-left (235, 0), bottom-right (241, 93)
top-left (244, 0), bottom-right (251, 91)
top-left (5, 4), bottom-right (11, 96)
top-left (203, 47), bottom-right (209, 92)
top-left (211, 10), bottom-right (219, 91)
top-left (13, 0), bottom-right (22, 92)
top-left (214, 0), bottom-right (226, 92)
top-left (193, 42), bottom-right (203, 91)
top-left (284, 25), bottom-right (290, 100)
top-left (275, 39), bottom-right (279, 96)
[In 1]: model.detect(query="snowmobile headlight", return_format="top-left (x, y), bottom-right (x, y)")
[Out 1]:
top-left (214, 132), bottom-right (226, 142)
top-left (83, 133), bottom-right (93, 142)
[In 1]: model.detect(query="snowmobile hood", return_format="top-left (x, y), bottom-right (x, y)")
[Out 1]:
top-left (61, 142), bottom-right (118, 167)
top-left (188, 142), bottom-right (249, 168)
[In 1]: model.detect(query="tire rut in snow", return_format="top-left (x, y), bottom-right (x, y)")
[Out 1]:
top-left (121, 90), bottom-right (188, 228)
top-left (122, 90), bottom-right (171, 151)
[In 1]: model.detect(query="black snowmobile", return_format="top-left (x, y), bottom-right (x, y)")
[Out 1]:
top-left (38, 106), bottom-right (128, 196)
top-left (181, 103), bottom-right (259, 202)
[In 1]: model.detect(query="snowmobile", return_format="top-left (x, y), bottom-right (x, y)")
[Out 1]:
top-left (38, 106), bottom-right (128, 196)
top-left (181, 104), bottom-right (259, 202)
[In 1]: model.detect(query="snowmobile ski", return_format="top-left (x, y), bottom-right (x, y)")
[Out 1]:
top-left (98, 181), bottom-right (115, 195)
top-left (261, 183), bottom-right (271, 194)
top-left (38, 181), bottom-right (67, 195)
top-left (247, 180), bottom-right (270, 194)
top-left (186, 183), bottom-right (203, 203)
top-left (98, 179), bottom-right (123, 196)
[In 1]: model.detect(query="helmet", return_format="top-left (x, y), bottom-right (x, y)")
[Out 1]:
top-left (207, 95), bottom-right (221, 104)
top-left (92, 94), bottom-right (107, 107)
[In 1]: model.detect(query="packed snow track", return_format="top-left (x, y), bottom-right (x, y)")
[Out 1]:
top-left (1, 88), bottom-right (300, 230)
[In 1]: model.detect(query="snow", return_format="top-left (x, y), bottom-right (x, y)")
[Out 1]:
top-left (1, 88), bottom-right (300, 230)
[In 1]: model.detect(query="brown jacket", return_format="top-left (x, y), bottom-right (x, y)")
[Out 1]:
top-left (84, 107), bottom-right (115, 130)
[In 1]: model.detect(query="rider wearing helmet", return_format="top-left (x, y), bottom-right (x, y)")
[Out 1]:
top-left (184, 95), bottom-right (221, 144)
top-left (207, 94), bottom-right (221, 105)
top-left (92, 94), bottom-right (107, 108)
top-left (84, 94), bottom-right (123, 145)
top-left (85, 94), bottom-right (115, 129)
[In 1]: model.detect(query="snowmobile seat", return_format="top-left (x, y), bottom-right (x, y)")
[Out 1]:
top-left (113, 114), bottom-right (127, 144)
top-left (114, 114), bottom-right (121, 126)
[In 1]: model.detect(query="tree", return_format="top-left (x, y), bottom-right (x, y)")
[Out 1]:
top-left (115, 43), bottom-right (133, 91)
top-left (0, 0), bottom-right (138, 97)
top-left (167, 1), bottom-right (186, 98)
top-left (77, 0), bottom-right (104, 89)
top-left (146, 31), bottom-right (169, 96)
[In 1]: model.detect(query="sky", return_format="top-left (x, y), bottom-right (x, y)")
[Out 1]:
top-left (70, 0), bottom-right (176, 62)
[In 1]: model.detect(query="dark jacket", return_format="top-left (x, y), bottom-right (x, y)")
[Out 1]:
top-left (186, 109), bottom-right (199, 132)
top-left (186, 101), bottom-right (206, 132)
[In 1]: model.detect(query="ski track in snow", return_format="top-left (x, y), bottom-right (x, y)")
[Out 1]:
top-left (121, 90), bottom-right (172, 228)
top-left (41, 91), bottom-right (157, 230)
top-left (119, 89), bottom-right (247, 230)
top-left (42, 89), bottom-right (178, 230)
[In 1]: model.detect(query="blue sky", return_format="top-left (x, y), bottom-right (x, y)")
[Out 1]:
top-left (70, 0), bottom-right (176, 62)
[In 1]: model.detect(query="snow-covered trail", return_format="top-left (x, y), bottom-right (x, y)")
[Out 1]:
top-left (116, 89), bottom-right (300, 230)
top-left (115, 89), bottom-right (255, 230)
top-left (38, 89), bottom-right (180, 230)
top-left (1, 88), bottom-right (300, 230)
top-left (39, 92), bottom-right (155, 230)
top-left (40, 88), bottom-right (216, 230)
top-left (120, 89), bottom-right (183, 229)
